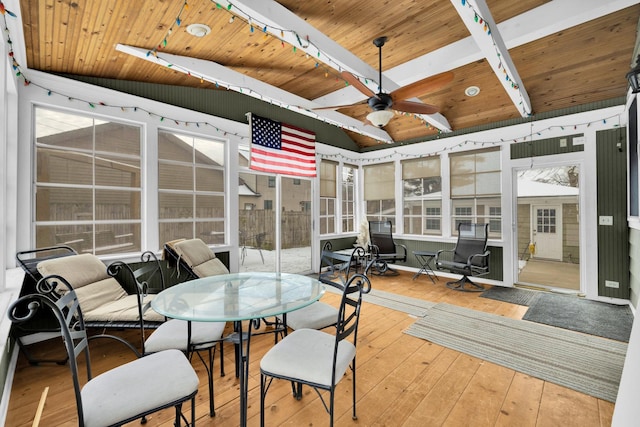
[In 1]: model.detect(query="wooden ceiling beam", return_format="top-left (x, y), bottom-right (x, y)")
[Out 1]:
top-left (115, 44), bottom-right (394, 144)
top-left (450, 0), bottom-right (532, 117)
top-left (214, 0), bottom-right (452, 133)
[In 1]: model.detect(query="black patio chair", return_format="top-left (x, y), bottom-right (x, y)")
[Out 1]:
top-left (435, 223), bottom-right (491, 292)
top-left (368, 220), bottom-right (407, 275)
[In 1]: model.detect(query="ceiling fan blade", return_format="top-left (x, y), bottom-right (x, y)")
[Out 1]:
top-left (341, 71), bottom-right (376, 98)
top-left (313, 99), bottom-right (367, 110)
top-left (392, 100), bottom-right (440, 115)
top-left (390, 71), bottom-right (454, 102)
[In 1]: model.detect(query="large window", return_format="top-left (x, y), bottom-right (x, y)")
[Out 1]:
top-left (450, 148), bottom-right (501, 236)
top-left (319, 160), bottom-right (337, 234)
top-left (158, 131), bottom-right (226, 245)
top-left (342, 164), bottom-right (357, 233)
top-left (403, 157), bottom-right (441, 235)
top-left (34, 107), bottom-right (142, 254)
top-left (364, 162), bottom-right (396, 224)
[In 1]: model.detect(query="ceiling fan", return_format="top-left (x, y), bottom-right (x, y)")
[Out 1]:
top-left (319, 36), bottom-right (454, 128)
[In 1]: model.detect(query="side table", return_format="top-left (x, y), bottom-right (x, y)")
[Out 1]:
top-left (412, 250), bottom-right (437, 283)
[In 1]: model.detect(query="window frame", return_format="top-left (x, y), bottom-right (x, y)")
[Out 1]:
top-left (33, 106), bottom-right (143, 255)
top-left (402, 156), bottom-right (442, 236)
top-left (449, 148), bottom-right (502, 237)
top-left (157, 129), bottom-right (227, 246)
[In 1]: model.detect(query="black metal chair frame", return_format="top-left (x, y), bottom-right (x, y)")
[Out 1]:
top-left (111, 250), bottom-right (225, 418)
top-left (367, 220), bottom-right (408, 276)
top-left (7, 280), bottom-right (197, 427)
top-left (163, 241), bottom-right (200, 282)
top-left (319, 242), bottom-right (374, 284)
top-left (435, 223), bottom-right (491, 292)
top-left (259, 272), bottom-right (370, 427)
top-left (103, 251), bottom-right (167, 353)
top-left (14, 245), bottom-right (77, 365)
top-left (16, 248), bottom-right (170, 362)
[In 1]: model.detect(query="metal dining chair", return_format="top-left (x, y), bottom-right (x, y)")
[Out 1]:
top-left (7, 279), bottom-right (199, 427)
top-left (259, 272), bottom-right (370, 427)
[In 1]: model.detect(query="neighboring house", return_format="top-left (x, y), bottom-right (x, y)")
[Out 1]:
top-left (517, 171), bottom-right (580, 263)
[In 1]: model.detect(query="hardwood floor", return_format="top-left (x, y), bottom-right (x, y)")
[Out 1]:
top-left (6, 271), bottom-right (615, 426)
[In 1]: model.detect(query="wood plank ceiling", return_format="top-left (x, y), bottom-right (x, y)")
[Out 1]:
top-left (12, 0), bottom-right (640, 149)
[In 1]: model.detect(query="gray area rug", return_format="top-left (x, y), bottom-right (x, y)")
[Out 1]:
top-left (480, 286), bottom-right (540, 306)
top-left (324, 285), bottom-right (435, 317)
top-left (362, 288), bottom-right (436, 316)
top-left (523, 293), bottom-right (633, 342)
top-left (404, 303), bottom-right (627, 402)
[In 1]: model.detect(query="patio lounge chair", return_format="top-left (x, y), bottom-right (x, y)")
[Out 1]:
top-left (35, 252), bottom-right (167, 352)
top-left (163, 238), bottom-right (229, 280)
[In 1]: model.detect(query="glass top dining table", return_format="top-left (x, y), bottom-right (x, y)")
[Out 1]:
top-left (151, 272), bottom-right (326, 426)
top-left (151, 271), bottom-right (325, 321)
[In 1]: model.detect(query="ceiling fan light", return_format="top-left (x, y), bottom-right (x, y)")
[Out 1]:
top-left (367, 109), bottom-right (394, 128)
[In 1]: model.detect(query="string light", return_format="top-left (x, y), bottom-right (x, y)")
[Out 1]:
top-left (146, 1), bottom-right (190, 58)
top-left (319, 111), bottom-right (624, 162)
top-left (460, 0), bottom-right (528, 115)
top-left (2, 0), bottom-right (624, 150)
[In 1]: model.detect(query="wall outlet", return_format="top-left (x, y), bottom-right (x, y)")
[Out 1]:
top-left (559, 138), bottom-right (567, 147)
top-left (605, 280), bottom-right (620, 289)
top-left (599, 215), bottom-right (613, 226)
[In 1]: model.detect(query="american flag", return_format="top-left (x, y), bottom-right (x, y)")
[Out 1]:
top-left (250, 114), bottom-right (316, 177)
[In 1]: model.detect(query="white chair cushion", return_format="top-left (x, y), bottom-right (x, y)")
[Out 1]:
top-left (81, 349), bottom-right (198, 427)
top-left (173, 238), bottom-right (229, 277)
top-left (260, 328), bottom-right (356, 388)
top-left (145, 319), bottom-right (226, 353)
top-left (284, 302), bottom-right (338, 330)
top-left (37, 254), bottom-right (129, 313)
top-left (192, 258), bottom-right (229, 277)
top-left (37, 253), bottom-right (109, 287)
top-left (82, 294), bottom-right (164, 323)
top-left (174, 238), bottom-right (215, 266)
top-left (73, 278), bottom-right (128, 314)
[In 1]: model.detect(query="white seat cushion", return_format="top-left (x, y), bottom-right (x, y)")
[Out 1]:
top-left (81, 349), bottom-right (198, 427)
top-left (145, 319), bottom-right (226, 353)
top-left (71, 278), bottom-right (128, 314)
top-left (37, 254), bottom-right (129, 313)
top-left (82, 294), bottom-right (165, 323)
top-left (284, 302), bottom-right (338, 330)
top-left (173, 238), bottom-right (229, 277)
top-left (260, 328), bottom-right (355, 388)
top-left (192, 258), bottom-right (229, 277)
top-left (37, 253), bottom-right (109, 287)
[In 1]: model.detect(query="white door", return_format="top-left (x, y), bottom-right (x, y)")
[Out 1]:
top-left (531, 205), bottom-right (563, 261)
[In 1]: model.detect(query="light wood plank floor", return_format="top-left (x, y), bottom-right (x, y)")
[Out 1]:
top-left (6, 271), bottom-right (615, 426)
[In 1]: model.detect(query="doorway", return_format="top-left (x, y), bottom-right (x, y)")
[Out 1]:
top-left (515, 165), bottom-right (581, 291)
top-left (238, 171), bottom-right (312, 274)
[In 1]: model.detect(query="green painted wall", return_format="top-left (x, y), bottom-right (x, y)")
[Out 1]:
top-left (65, 75), bottom-right (362, 152)
top-left (596, 128), bottom-right (630, 298)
